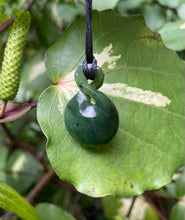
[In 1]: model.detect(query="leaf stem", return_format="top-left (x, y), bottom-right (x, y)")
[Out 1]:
top-left (0, 123), bottom-right (43, 161)
top-left (155, 192), bottom-right (178, 201)
top-left (23, 0), bottom-right (36, 10)
top-left (30, 99), bottom-right (38, 108)
top-left (126, 196), bottom-right (137, 218)
top-left (25, 169), bottom-right (55, 204)
top-left (0, 169), bottom-right (55, 220)
top-left (0, 100), bottom-right (7, 118)
top-left (145, 193), bottom-right (167, 220)
top-left (0, 0), bottom-right (36, 34)
top-left (0, 18), bottom-right (14, 34)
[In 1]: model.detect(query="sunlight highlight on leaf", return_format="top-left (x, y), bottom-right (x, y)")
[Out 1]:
top-left (94, 44), bottom-right (121, 70)
top-left (100, 83), bottom-right (171, 107)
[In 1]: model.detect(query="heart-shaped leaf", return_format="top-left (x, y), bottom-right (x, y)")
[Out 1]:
top-left (37, 10), bottom-right (184, 197)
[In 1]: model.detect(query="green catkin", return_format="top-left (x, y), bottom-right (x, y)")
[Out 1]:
top-left (0, 10), bottom-right (31, 100)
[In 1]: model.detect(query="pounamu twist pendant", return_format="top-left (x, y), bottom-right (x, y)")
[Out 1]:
top-left (64, 65), bottom-right (119, 147)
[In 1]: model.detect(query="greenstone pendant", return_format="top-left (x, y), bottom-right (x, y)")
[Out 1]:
top-left (64, 65), bottom-right (119, 147)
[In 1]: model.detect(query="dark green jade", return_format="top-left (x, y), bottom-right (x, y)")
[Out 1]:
top-left (64, 65), bottom-right (119, 147)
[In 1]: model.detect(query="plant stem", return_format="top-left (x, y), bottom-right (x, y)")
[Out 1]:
top-left (155, 192), bottom-right (178, 201)
top-left (26, 169), bottom-right (55, 204)
top-left (0, 123), bottom-right (42, 161)
top-left (0, 0), bottom-right (36, 34)
top-left (0, 18), bottom-right (14, 33)
top-left (0, 100), bottom-right (7, 118)
top-left (145, 194), bottom-right (167, 220)
top-left (23, 0), bottom-right (36, 10)
top-left (0, 169), bottom-right (55, 220)
top-left (30, 99), bottom-right (38, 108)
top-left (126, 196), bottom-right (137, 218)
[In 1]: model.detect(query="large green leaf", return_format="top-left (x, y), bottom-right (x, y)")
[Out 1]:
top-left (0, 181), bottom-right (41, 220)
top-left (37, 10), bottom-right (184, 197)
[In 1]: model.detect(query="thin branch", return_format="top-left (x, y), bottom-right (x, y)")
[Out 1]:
top-left (1, 212), bottom-right (14, 220)
top-left (0, 169), bottom-right (55, 220)
top-left (0, 100), bottom-right (7, 118)
top-left (0, 0), bottom-right (36, 34)
top-left (0, 123), bottom-right (42, 161)
top-left (26, 169), bottom-right (55, 204)
top-left (0, 123), bottom-right (14, 140)
top-left (30, 99), bottom-right (38, 108)
top-left (0, 123), bottom-right (35, 153)
top-left (0, 18), bottom-right (14, 33)
top-left (155, 192), bottom-right (178, 201)
top-left (145, 194), bottom-right (167, 220)
top-left (126, 196), bottom-right (137, 218)
top-left (23, 0), bottom-right (36, 10)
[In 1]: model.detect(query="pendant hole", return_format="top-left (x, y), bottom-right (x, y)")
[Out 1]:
top-left (90, 98), bottom-right (96, 104)
top-left (88, 79), bottom-right (93, 84)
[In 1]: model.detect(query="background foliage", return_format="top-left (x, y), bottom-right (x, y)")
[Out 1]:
top-left (0, 0), bottom-right (184, 219)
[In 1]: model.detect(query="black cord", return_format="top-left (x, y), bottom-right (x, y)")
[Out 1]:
top-left (82, 0), bottom-right (97, 80)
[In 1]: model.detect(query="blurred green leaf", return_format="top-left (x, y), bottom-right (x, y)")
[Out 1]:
top-left (143, 204), bottom-right (160, 220)
top-left (57, 2), bottom-right (84, 23)
top-left (162, 182), bottom-right (177, 198)
top-left (80, 0), bottom-right (119, 11)
top-left (92, 0), bottom-right (120, 11)
top-left (170, 202), bottom-right (185, 220)
top-left (0, 0), bottom-right (26, 25)
top-left (142, 4), bottom-right (166, 31)
top-left (51, 189), bottom-right (66, 207)
top-left (159, 20), bottom-right (185, 51)
top-left (5, 149), bottom-right (41, 194)
top-left (174, 172), bottom-right (185, 198)
top-left (0, 0), bottom-right (4, 7)
top-left (21, 49), bottom-right (52, 98)
top-left (158, 0), bottom-right (184, 8)
top-left (102, 195), bottom-right (122, 219)
top-left (36, 17), bottom-right (61, 46)
top-left (0, 181), bottom-right (41, 220)
top-left (35, 203), bottom-right (76, 220)
top-left (0, 146), bottom-right (8, 181)
top-left (177, 3), bottom-right (185, 20)
top-left (159, 169), bottom-right (185, 198)
top-left (117, 0), bottom-right (145, 12)
top-left (42, 1), bottom-right (84, 30)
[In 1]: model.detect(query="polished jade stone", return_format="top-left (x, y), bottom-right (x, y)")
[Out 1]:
top-left (64, 90), bottom-right (119, 147)
top-left (64, 65), bottom-right (119, 147)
